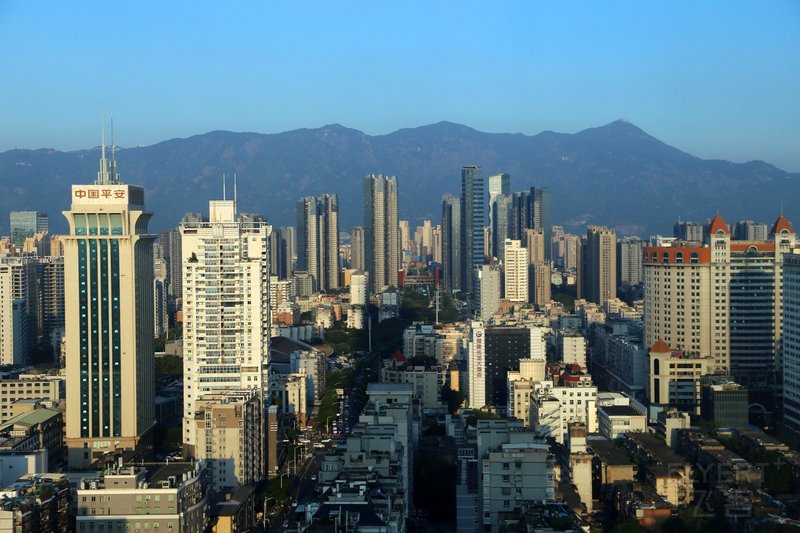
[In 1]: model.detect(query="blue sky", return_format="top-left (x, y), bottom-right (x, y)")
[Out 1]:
top-left (1, 1), bottom-right (799, 170)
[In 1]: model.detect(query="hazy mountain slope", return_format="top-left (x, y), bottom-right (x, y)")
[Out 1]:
top-left (1, 121), bottom-right (796, 236)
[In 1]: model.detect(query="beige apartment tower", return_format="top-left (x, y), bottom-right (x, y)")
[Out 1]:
top-left (63, 140), bottom-right (156, 468)
top-left (181, 198), bottom-right (271, 454)
top-left (363, 175), bottom-right (399, 293)
top-left (581, 226), bottom-right (617, 305)
top-left (503, 239), bottom-right (528, 302)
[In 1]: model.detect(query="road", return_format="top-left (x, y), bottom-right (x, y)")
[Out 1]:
top-left (267, 450), bottom-right (323, 532)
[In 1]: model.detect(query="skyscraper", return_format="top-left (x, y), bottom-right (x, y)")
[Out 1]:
top-left (617, 236), bottom-right (644, 287)
top-left (509, 190), bottom-right (532, 241)
top-left (783, 252), bottom-right (800, 431)
top-left (503, 239), bottom-right (528, 303)
top-left (441, 195), bottom-right (461, 292)
top-left (296, 194), bottom-right (340, 292)
top-left (363, 175), bottom-right (399, 293)
top-left (63, 134), bottom-right (155, 467)
top-left (181, 195), bottom-right (271, 455)
top-left (488, 173), bottom-right (510, 258)
top-left (269, 226), bottom-right (293, 280)
top-left (526, 229), bottom-right (551, 306)
top-left (9, 211), bottom-right (48, 246)
top-left (350, 226), bottom-right (365, 271)
top-left (296, 197), bottom-right (318, 290)
top-left (581, 226), bottom-right (617, 305)
top-left (461, 165), bottom-right (485, 297)
top-left (490, 193), bottom-right (511, 260)
top-left (533, 188), bottom-right (552, 262)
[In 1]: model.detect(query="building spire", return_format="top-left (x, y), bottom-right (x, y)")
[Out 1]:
top-left (222, 173), bottom-right (227, 200)
top-left (233, 172), bottom-right (238, 213)
top-left (97, 114), bottom-right (121, 185)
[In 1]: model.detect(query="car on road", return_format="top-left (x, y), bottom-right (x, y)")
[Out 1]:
top-left (311, 474), bottom-right (317, 481)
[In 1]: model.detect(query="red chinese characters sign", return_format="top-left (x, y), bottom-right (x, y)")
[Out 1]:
top-left (474, 331), bottom-right (483, 378)
top-left (74, 188), bottom-right (126, 199)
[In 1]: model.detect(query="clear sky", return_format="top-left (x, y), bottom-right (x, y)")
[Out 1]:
top-left (1, 1), bottom-right (799, 170)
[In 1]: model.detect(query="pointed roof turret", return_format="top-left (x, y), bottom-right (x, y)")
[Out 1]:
top-left (708, 213), bottom-right (729, 235)
top-left (771, 214), bottom-right (794, 235)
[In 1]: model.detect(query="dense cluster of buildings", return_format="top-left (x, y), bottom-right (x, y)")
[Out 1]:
top-left (2, 127), bottom-right (800, 532)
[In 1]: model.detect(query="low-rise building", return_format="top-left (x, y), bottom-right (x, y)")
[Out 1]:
top-left (481, 441), bottom-right (555, 532)
top-left (0, 368), bottom-right (64, 424)
top-left (0, 474), bottom-right (69, 532)
top-left (656, 408), bottom-right (691, 449)
top-left (701, 381), bottom-right (748, 429)
top-left (623, 433), bottom-right (693, 506)
top-left (76, 461), bottom-right (209, 533)
top-left (380, 365), bottom-right (443, 410)
top-left (0, 407), bottom-right (63, 471)
top-left (649, 340), bottom-right (711, 416)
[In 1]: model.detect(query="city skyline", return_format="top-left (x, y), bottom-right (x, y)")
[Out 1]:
top-left (1, 2), bottom-right (798, 171)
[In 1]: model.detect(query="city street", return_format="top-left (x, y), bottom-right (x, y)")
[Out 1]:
top-left (267, 449), bottom-right (323, 532)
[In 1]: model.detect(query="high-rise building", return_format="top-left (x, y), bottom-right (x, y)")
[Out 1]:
top-left (526, 228), bottom-right (551, 306)
top-left (193, 389), bottom-right (263, 491)
top-left (350, 226), bottom-right (365, 271)
top-left (36, 256), bottom-right (65, 355)
top-left (644, 214), bottom-right (796, 391)
top-left (490, 193), bottom-right (511, 260)
top-left (399, 220), bottom-right (411, 261)
top-left (509, 190), bottom-right (532, 241)
top-left (0, 266), bottom-right (27, 366)
top-left (461, 166), bottom-right (485, 297)
top-left (468, 324), bottom-right (539, 412)
top-left (503, 239), bottom-right (528, 303)
top-left (63, 136), bottom-right (155, 467)
top-left (296, 194), bottom-right (339, 292)
top-left (153, 258), bottom-right (169, 338)
top-left (9, 211), bottom-right (48, 246)
top-left (580, 226), bottom-right (617, 305)
top-left (533, 188), bottom-right (552, 261)
top-left (783, 252), bottom-right (800, 431)
top-left (441, 195), bottom-right (462, 292)
top-left (432, 224), bottom-right (443, 265)
top-left (180, 197), bottom-right (271, 455)
top-left (488, 173), bottom-right (510, 259)
top-left (525, 229), bottom-right (546, 265)
top-left (673, 220), bottom-right (704, 242)
top-left (363, 175), bottom-right (399, 293)
top-left (733, 220), bottom-right (768, 241)
top-left (0, 258), bottom-right (36, 365)
top-left (269, 226), bottom-right (293, 280)
top-left (617, 236), bottom-right (644, 288)
top-left (347, 270), bottom-right (368, 330)
top-left (295, 197), bottom-right (318, 292)
top-left (476, 262), bottom-right (502, 320)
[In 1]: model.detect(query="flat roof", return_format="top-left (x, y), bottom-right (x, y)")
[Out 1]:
top-left (600, 405), bottom-right (644, 417)
top-left (587, 436), bottom-right (635, 466)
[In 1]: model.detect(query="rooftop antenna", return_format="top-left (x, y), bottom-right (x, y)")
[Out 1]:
top-left (108, 114), bottom-right (120, 184)
top-left (222, 173), bottom-right (227, 200)
top-left (233, 172), bottom-right (238, 210)
top-left (97, 113), bottom-right (108, 184)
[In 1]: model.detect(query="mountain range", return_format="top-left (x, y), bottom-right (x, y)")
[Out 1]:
top-left (1, 120), bottom-right (797, 237)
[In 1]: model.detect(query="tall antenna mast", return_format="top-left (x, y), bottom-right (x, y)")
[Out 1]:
top-left (97, 112), bottom-right (110, 185)
top-left (222, 173), bottom-right (226, 200)
top-left (233, 172), bottom-right (238, 210)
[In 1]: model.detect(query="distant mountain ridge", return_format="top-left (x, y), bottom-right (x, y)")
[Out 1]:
top-left (1, 120), bottom-right (797, 237)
